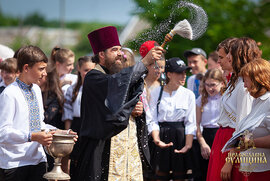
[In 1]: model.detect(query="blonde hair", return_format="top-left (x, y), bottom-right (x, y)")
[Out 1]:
top-left (122, 48), bottom-right (135, 68)
top-left (200, 69), bottom-right (226, 112)
top-left (50, 46), bottom-right (75, 65)
top-left (240, 58), bottom-right (270, 98)
top-left (0, 58), bottom-right (17, 73)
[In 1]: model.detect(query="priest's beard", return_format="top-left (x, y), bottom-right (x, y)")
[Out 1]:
top-left (105, 54), bottom-right (124, 74)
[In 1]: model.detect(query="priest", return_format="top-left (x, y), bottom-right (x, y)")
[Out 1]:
top-left (75, 26), bottom-right (164, 180)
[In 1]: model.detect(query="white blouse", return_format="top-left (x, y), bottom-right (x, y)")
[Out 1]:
top-left (60, 73), bottom-right (77, 95)
top-left (196, 94), bottom-right (221, 128)
top-left (0, 82), bottom-right (55, 169)
top-left (62, 84), bottom-right (82, 121)
top-left (217, 77), bottom-right (253, 128)
top-left (148, 86), bottom-right (196, 135)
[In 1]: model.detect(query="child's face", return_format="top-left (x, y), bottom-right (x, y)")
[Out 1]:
top-left (207, 57), bottom-right (221, 70)
top-left (154, 60), bottom-right (165, 78)
top-left (0, 70), bottom-right (17, 86)
top-left (57, 56), bottom-right (75, 77)
top-left (187, 55), bottom-right (206, 75)
top-left (147, 60), bottom-right (165, 80)
top-left (167, 71), bottom-right (186, 86)
top-left (78, 61), bottom-right (96, 83)
top-left (27, 62), bottom-right (47, 85)
top-left (217, 48), bottom-right (232, 72)
top-left (204, 78), bottom-right (223, 97)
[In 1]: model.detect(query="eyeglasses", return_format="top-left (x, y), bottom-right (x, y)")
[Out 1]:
top-left (205, 82), bottom-right (221, 88)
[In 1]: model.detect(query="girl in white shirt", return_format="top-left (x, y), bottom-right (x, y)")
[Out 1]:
top-left (62, 56), bottom-right (95, 179)
top-left (207, 37), bottom-right (262, 181)
top-left (148, 57), bottom-right (196, 180)
top-left (196, 69), bottom-right (226, 180)
top-left (50, 47), bottom-right (77, 94)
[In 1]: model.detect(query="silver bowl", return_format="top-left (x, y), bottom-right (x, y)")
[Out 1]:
top-left (43, 133), bottom-right (75, 180)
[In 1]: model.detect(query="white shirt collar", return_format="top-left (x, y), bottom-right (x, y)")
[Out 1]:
top-left (258, 91), bottom-right (270, 101)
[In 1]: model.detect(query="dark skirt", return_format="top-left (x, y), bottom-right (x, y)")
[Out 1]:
top-left (191, 139), bottom-right (202, 181)
top-left (202, 127), bottom-right (219, 148)
top-left (200, 127), bottom-right (219, 181)
top-left (151, 122), bottom-right (192, 179)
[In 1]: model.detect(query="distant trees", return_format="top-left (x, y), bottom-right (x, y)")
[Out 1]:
top-left (0, 13), bottom-right (19, 26)
top-left (130, 0), bottom-right (270, 59)
top-left (0, 11), bottom-right (120, 58)
top-left (23, 12), bottom-right (59, 27)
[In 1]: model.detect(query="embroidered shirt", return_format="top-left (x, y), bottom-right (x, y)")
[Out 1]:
top-left (16, 78), bottom-right (41, 132)
top-left (0, 80), bottom-right (55, 169)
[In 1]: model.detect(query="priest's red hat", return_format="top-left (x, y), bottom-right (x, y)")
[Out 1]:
top-left (87, 26), bottom-right (121, 55)
top-left (139, 40), bottom-right (159, 58)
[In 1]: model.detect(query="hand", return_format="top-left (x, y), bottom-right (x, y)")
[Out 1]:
top-left (174, 145), bottom-right (191, 154)
top-left (142, 46), bottom-right (164, 67)
top-left (154, 140), bottom-right (173, 149)
top-left (200, 143), bottom-right (211, 159)
top-left (220, 162), bottom-right (233, 181)
top-left (131, 101), bottom-right (143, 117)
top-left (31, 131), bottom-right (55, 146)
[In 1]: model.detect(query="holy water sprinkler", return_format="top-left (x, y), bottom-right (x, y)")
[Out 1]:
top-left (161, 19), bottom-right (193, 48)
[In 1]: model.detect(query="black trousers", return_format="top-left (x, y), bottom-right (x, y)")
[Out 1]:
top-left (0, 162), bottom-right (46, 181)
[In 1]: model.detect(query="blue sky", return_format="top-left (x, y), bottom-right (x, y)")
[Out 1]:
top-left (0, 0), bottom-right (137, 25)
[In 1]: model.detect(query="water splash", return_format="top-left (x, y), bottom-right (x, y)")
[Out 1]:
top-left (132, 0), bottom-right (208, 48)
top-left (178, 1), bottom-right (208, 40)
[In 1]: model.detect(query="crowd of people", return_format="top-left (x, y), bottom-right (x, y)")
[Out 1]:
top-left (0, 25), bottom-right (269, 181)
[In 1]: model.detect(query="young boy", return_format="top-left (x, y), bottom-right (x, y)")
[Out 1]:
top-left (0, 58), bottom-right (19, 94)
top-left (184, 48), bottom-right (207, 98)
top-left (0, 45), bottom-right (69, 180)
